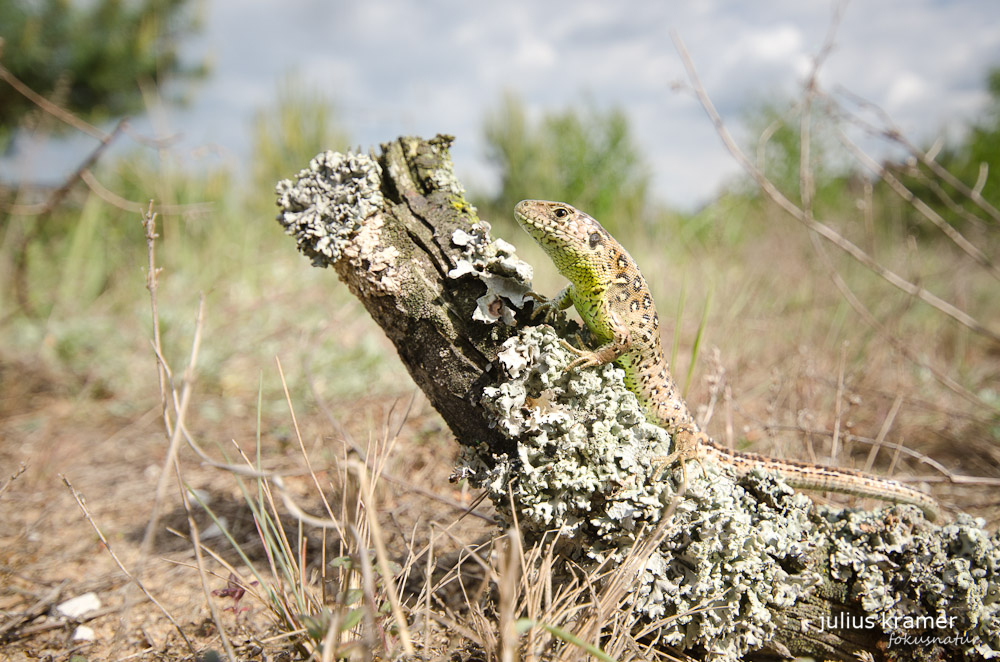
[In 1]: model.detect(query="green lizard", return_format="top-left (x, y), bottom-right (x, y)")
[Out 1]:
top-left (514, 199), bottom-right (940, 521)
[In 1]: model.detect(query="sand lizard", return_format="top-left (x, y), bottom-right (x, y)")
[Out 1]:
top-left (513, 199), bottom-right (939, 521)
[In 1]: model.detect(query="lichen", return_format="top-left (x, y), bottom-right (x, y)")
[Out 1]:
top-left (428, 153), bottom-right (467, 197)
top-left (275, 150), bottom-right (385, 268)
top-left (466, 324), bottom-right (1000, 660)
top-left (419, 136), bottom-right (462, 193)
top-left (466, 325), bottom-right (827, 659)
top-left (824, 510), bottom-right (1000, 660)
top-left (448, 222), bottom-right (533, 325)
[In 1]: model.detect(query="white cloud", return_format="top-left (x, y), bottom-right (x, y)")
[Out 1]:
top-left (6, 0), bottom-right (1000, 211)
top-left (886, 72), bottom-right (929, 111)
top-left (513, 38), bottom-right (558, 70)
top-left (745, 24), bottom-right (804, 62)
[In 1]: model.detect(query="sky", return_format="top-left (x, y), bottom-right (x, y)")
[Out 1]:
top-left (7, 0), bottom-right (1000, 210)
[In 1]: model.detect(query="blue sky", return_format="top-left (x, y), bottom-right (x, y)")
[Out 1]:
top-left (7, 0), bottom-right (1000, 209)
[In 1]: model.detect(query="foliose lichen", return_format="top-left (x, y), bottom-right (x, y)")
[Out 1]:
top-left (448, 222), bottom-right (534, 325)
top-left (465, 325), bottom-right (827, 659)
top-left (466, 324), bottom-right (1000, 660)
top-left (825, 510), bottom-right (1000, 659)
top-left (428, 152), bottom-right (467, 197)
top-left (275, 150), bottom-right (386, 268)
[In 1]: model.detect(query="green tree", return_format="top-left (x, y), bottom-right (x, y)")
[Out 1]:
top-left (742, 99), bottom-right (847, 211)
top-left (0, 0), bottom-right (204, 145)
top-left (948, 67), bottom-right (1000, 208)
top-left (483, 93), bottom-right (650, 234)
top-left (883, 66), bottom-right (1000, 233)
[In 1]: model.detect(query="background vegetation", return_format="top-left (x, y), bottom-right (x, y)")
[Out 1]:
top-left (0, 0), bottom-right (204, 149)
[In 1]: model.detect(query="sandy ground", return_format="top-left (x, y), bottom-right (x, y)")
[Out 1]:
top-left (0, 356), bottom-right (494, 661)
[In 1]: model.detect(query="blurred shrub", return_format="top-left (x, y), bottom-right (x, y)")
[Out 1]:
top-left (249, 74), bottom-right (350, 213)
top-left (481, 92), bottom-right (651, 236)
top-left (0, 0), bottom-right (204, 147)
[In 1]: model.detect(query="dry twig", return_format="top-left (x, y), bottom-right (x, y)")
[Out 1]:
top-left (670, 31), bottom-right (1000, 344)
top-left (62, 476), bottom-right (195, 655)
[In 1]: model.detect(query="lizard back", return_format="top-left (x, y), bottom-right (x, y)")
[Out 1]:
top-left (513, 199), bottom-right (939, 520)
top-left (514, 199), bottom-right (698, 431)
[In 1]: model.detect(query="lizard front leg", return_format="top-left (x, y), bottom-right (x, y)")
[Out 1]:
top-left (562, 309), bottom-right (631, 372)
top-left (528, 284), bottom-right (574, 321)
top-left (530, 284), bottom-right (630, 373)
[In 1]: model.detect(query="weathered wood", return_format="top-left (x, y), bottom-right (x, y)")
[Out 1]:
top-left (276, 135), bottom-right (525, 453)
top-left (276, 135), bottom-right (997, 662)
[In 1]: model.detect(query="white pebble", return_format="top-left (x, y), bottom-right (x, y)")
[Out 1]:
top-left (56, 592), bottom-right (101, 619)
top-left (72, 625), bottom-right (96, 641)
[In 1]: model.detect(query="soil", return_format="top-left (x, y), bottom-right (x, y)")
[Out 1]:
top-left (0, 356), bottom-right (494, 661)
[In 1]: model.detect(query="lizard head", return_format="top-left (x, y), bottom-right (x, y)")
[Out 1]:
top-left (513, 200), bottom-right (613, 282)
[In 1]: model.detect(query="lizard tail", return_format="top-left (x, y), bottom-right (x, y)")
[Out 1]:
top-left (699, 439), bottom-right (940, 522)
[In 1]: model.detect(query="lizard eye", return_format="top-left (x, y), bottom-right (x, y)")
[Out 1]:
top-left (588, 232), bottom-right (601, 248)
top-left (553, 207), bottom-right (569, 219)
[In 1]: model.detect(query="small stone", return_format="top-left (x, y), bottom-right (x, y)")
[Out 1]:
top-left (190, 488), bottom-right (211, 505)
top-left (201, 517), bottom-right (228, 539)
top-left (72, 625), bottom-right (95, 641)
top-left (56, 592), bottom-right (101, 619)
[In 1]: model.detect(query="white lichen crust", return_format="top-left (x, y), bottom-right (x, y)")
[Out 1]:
top-left (468, 325), bottom-right (1000, 660)
top-left (469, 325), bottom-right (822, 659)
top-left (275, 150), bottom-right (391, 270)
top-left (448, 223), bottom-right (534, 325)
top-left (826, 511), bottom-right (1000, 660)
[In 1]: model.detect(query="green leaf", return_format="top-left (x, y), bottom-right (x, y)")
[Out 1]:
top-left (300, 612), bottom-right (329, 641)
top-left (340, 608), bottom-right (363, 631)
top-left (514, 618), bottom-right (619, 662)
top-left (341, 588), bottom-right (364, 606)
top-left (329, 556), bottom-right (354, 569)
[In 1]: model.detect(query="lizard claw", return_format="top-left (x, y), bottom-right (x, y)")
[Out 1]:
top-left (651, 428), bottom-right (708, 489)
top-left (527, 291), bottom-right (558, 321)
top-left (559, 339), bottom-right (602, 372)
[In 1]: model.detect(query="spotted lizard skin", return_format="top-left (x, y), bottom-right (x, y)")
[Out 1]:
top-left (514, 199), bottom-right (939, 521)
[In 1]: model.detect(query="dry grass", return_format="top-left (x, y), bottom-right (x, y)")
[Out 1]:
top-left (2, 178), bottom-right (996, 660)
top-left (2, 41), bottom-right (999, 662)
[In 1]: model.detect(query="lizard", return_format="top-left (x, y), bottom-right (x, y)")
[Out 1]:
top-left (513, 199), bottom-right (940, 522)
